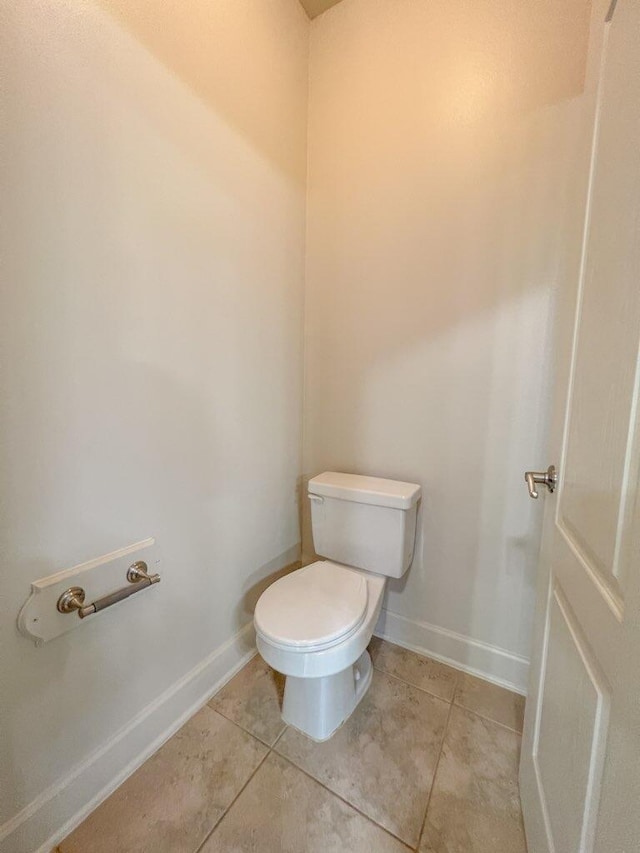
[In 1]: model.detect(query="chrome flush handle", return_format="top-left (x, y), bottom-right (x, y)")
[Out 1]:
top-left (524, 465), bottom-right (558, 499)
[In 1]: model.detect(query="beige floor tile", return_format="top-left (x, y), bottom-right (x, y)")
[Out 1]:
top-left (369, 638), bottom-right (459, 701)
top-left (275, 669), bottom-right (449, 847)
top-left (453, 673), bottom-right (525, 733)
top-left (209, 654), bottom-right (285, 745)
top-left (59, 706), bottom-right (268, 853)
top-left (201, 752), bottom-right (411, 852)
top-left (420, 706), bottom-right (526, 853)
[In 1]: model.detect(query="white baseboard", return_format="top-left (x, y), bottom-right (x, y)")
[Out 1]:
top-left (374, 608), bottom-right (529, 695)
top-left (1, 623), bottom-right (257, 853)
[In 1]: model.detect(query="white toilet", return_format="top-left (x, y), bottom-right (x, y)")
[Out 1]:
top-left (254, 472), bottom-right (421, 741)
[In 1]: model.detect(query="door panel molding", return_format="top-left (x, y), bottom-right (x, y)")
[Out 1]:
top-left (534, 583), bottom-right (611, 853)
top-left (610, 343), bottom-right (640, 589)
top-left (530, 570), bottom-right (557, 853)
top-left (552, 585), bottom-right (611, 853)
top-left (555, 517), bottom-right (624, 621)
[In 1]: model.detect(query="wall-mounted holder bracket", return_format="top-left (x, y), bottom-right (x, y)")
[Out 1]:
top-left (56, 561), bottom-right (160, 620)
top-left (18, 539), bottom-right (160, 645)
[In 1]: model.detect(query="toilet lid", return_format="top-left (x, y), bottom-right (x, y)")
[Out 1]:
top-left (254, 561), bottom-right (369, 650)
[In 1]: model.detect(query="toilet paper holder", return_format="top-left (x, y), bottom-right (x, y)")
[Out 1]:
top-left (57, 561), bottom-right (160, 619)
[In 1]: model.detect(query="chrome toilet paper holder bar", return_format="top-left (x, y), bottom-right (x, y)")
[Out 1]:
top-left (57, 561), bottom-right (160, 619)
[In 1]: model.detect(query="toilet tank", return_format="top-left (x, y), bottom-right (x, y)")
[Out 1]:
top-left (308, 472), bottom-right (421, 578)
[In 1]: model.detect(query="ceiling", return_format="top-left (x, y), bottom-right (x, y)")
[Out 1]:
top-left (299, 0), bottom-right (344, 19)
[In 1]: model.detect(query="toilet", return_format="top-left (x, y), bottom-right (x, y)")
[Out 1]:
top-left (254, 472), bottom-right (421, 741)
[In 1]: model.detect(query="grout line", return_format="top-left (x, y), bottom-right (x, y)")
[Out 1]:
top-left (272, 752), bottom-right (413, 851)
top-left (194, 715), bottom-right (290, 850)
top-left (207, 703), bottom-right (284, 749)
top-left (194, 744), bottom-right (273, 853)
top-left (271, 724), bottom-right (288, 749)
top-left (451, 699), bottom-right (524, 736)
top-left (194, 690), bottom-right (288, 853)
top-left (371, 663), bottom-right (458, 705)
top-left (371, 644), bottom-right (523, 735)
top-left (415, 698), bottom-right (454, 852)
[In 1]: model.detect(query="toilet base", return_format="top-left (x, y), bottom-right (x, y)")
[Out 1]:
top-left (281, 650), bottom-right (373, 741)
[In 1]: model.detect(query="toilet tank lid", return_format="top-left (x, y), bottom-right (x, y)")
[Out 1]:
top-left (308, 472), bottom-right (421, 510)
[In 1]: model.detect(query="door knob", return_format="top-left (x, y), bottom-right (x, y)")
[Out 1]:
top-left (524, 465), bottom-right (557, 499)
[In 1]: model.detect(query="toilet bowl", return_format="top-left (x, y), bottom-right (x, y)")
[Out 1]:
top-left (254, 472), bottom-right (420, 741)
top-left (255, 561), bottom-right (386, 740)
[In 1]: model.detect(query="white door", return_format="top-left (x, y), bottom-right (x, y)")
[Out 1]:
top-left (519, 0), bottom-right (640, 852)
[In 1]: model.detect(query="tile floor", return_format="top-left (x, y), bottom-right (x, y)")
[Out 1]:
top-left (59, 639), bottom-right (527, 853)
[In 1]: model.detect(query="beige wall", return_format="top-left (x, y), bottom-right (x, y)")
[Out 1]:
top-left (303, 0), bottom-right (591, 687)
top-left (0, 1), bottom-right (307, 849)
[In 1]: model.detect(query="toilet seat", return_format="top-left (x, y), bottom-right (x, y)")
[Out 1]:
top-left (254, 561), bottom-right (368, 653)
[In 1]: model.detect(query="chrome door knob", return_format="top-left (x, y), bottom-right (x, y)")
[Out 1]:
top-left (524, 465), bottom-right (557, 499)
